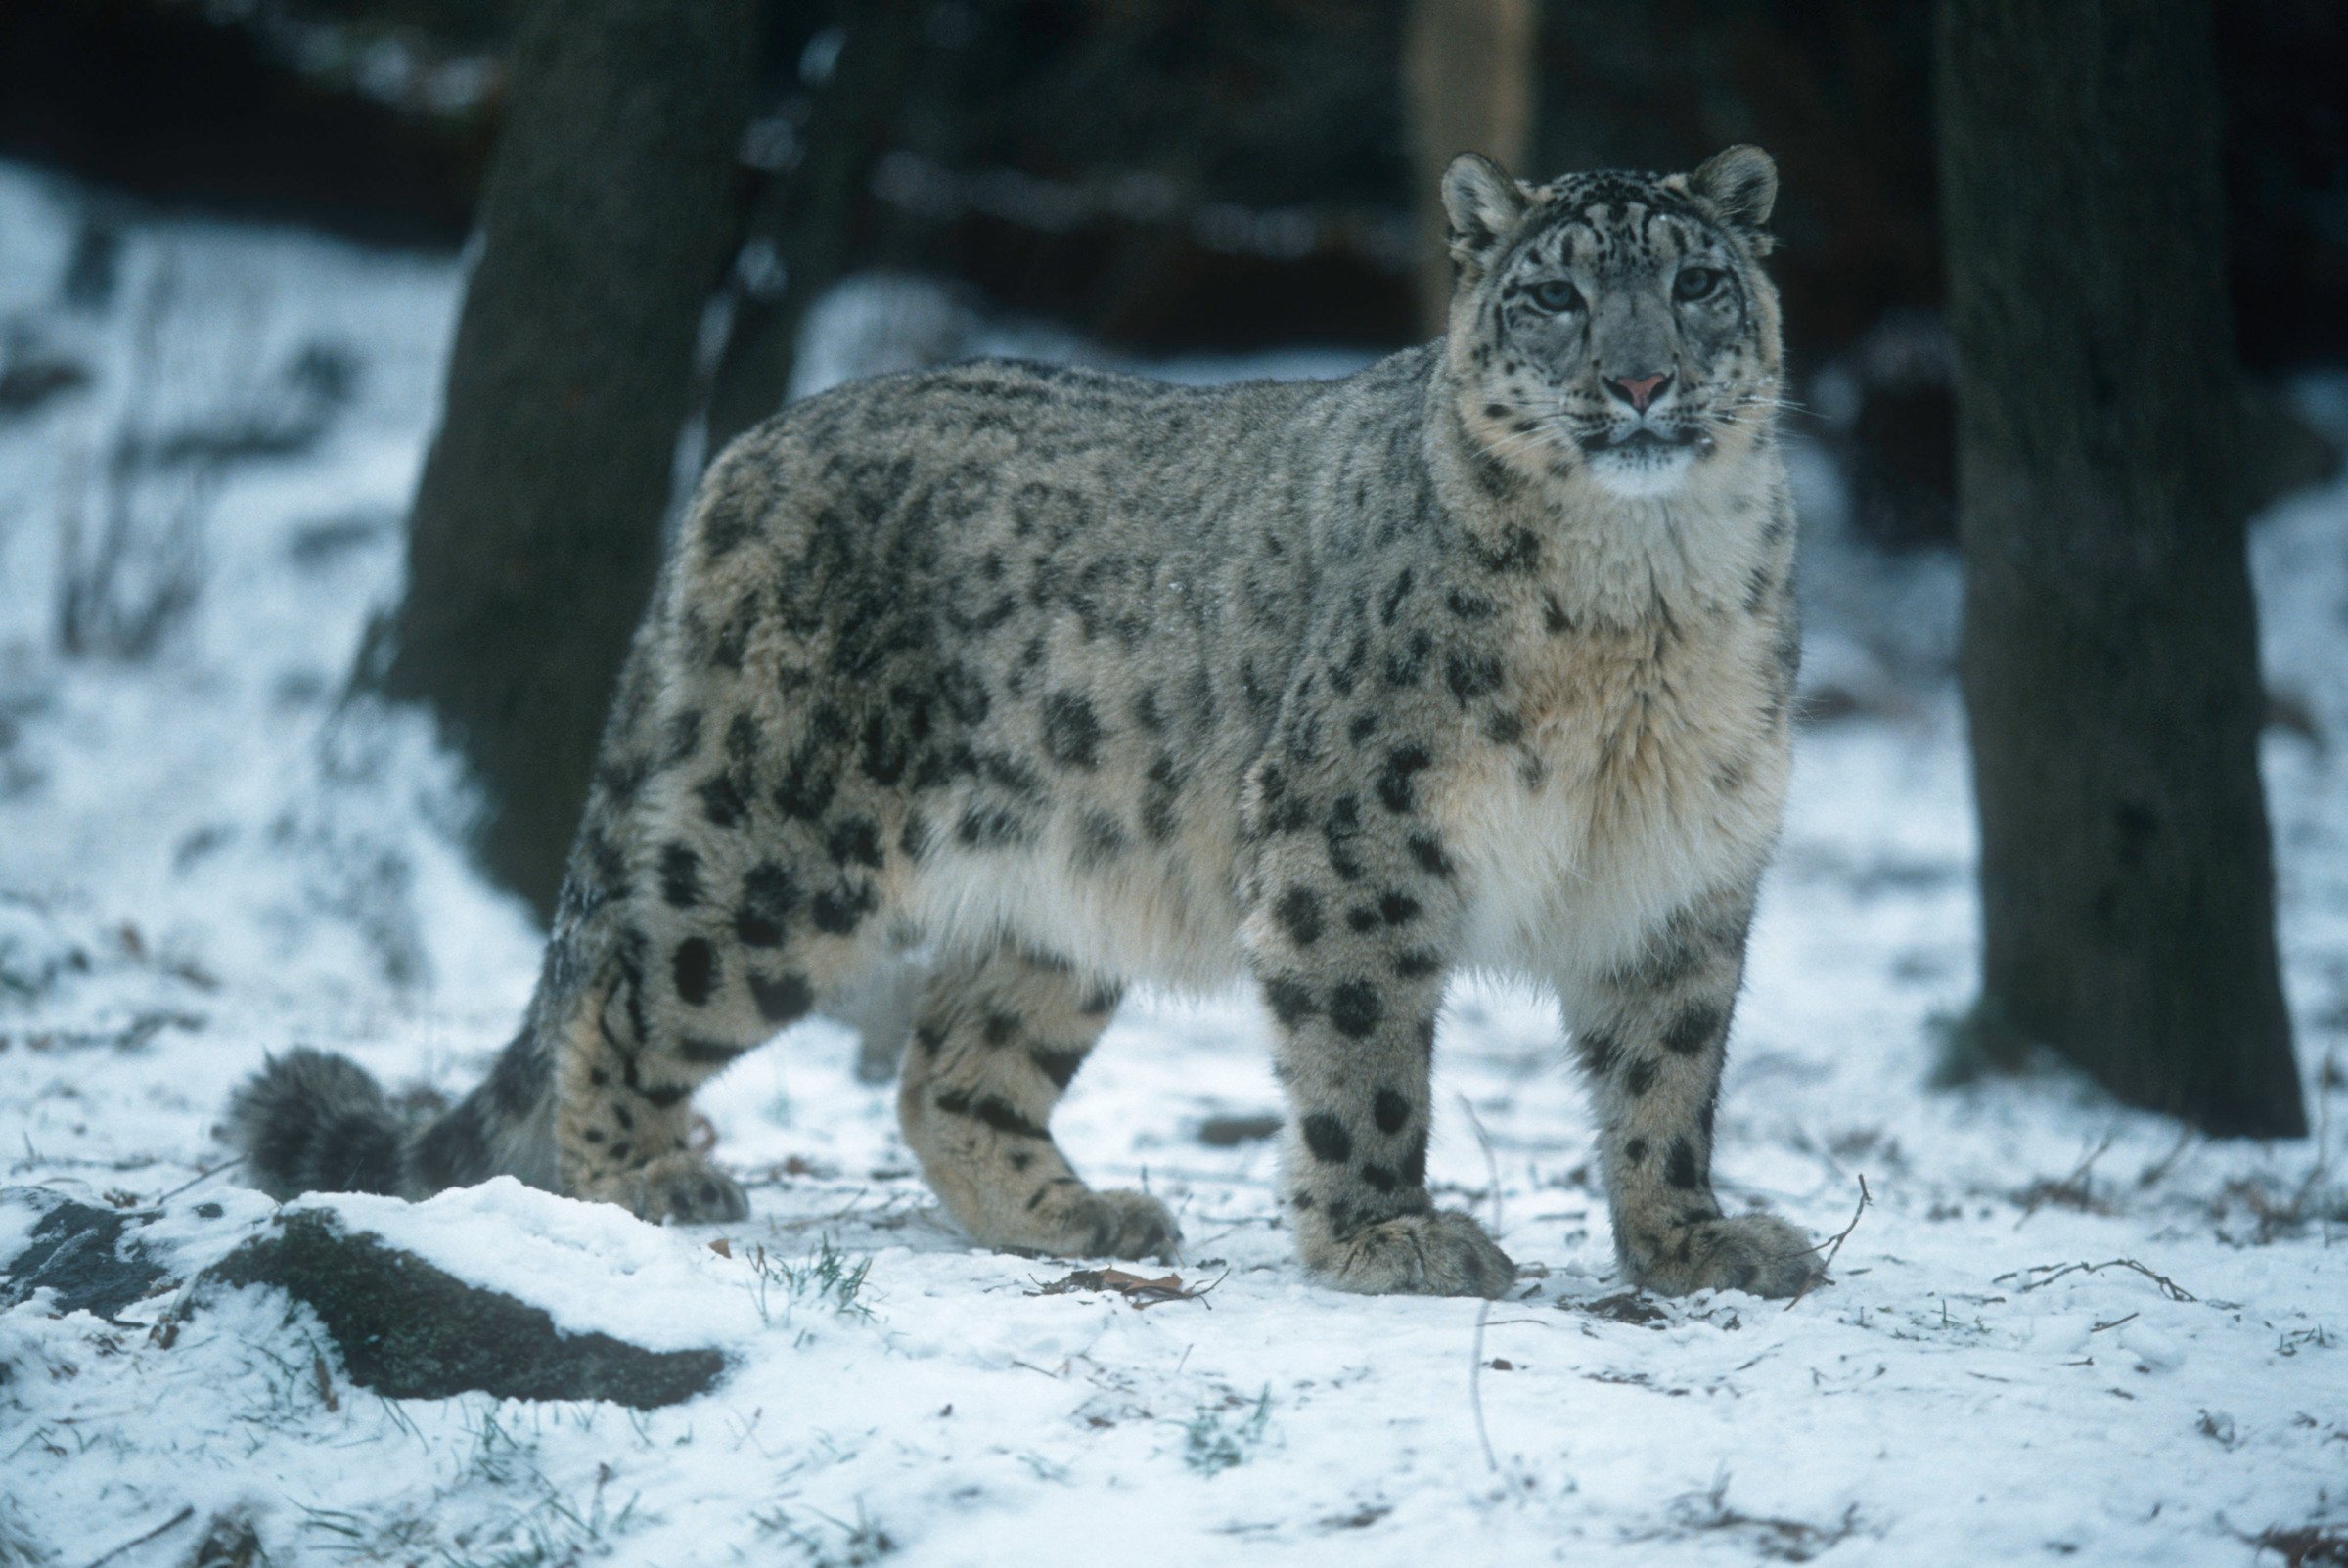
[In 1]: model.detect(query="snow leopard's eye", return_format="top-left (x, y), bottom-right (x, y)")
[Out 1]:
top-left (1673, 266), bottom-right (1725, 303)
top-left (1527, 278), bottom-right (1583, 314)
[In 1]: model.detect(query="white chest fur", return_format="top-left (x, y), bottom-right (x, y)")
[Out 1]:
top-left (1440, 605), bottom-right (1788, 985)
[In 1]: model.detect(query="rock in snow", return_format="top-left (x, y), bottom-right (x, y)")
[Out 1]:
top-left (203, 1207), bottom-right (726, 1407)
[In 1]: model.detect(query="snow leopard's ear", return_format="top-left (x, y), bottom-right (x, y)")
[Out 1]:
top-left (1685, 145), bottom-right (1779, 252)
top-left (1441, 152), bottom-right (1532, 275)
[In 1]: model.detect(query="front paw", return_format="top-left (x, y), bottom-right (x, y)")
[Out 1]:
top-left (1301, 1209), bottom-right (1515, 1298)
top-left (982, 1186), bottom-right (1181, 1263)
top-left (1627, 1211), bottom-right (1821, 1299)
top-left (581, 1154), bottom-right (749, 1225)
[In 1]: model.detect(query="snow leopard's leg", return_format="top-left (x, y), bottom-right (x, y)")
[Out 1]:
top-left (536, 639), bottom-right (907, 1224)
top-left (1566, 882), bottom-right (1821, 1298)
top-left (896, 943), bottom-right (1176, 1260)
top-left (1245, 822), bottom-right (1515, 1299)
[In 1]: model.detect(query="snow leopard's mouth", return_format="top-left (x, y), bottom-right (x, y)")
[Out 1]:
top-left (1580, 425), bottom-right (1707, 456)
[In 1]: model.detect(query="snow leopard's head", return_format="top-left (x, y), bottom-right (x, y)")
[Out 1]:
top-left (1441, 148), bottom-right (1784, 500)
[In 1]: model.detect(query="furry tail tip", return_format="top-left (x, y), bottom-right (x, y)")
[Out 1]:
top-left (224, 1047), bottom-right (406, 1199)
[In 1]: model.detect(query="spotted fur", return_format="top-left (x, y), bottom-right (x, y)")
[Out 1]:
top-left (228, 148), bottom-right (1820, 1301)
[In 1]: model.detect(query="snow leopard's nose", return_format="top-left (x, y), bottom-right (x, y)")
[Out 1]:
top-left (1608, 372), bottom-right (1671, 413)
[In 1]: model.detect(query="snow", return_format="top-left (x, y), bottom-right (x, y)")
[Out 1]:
top-left (2, 161), bottom-right (2343, 1567)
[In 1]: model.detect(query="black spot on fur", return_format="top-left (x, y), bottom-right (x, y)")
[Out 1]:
top-left (1401, 1130), bottom-right (1429, 1187)
top-left (680, 1038), bottom-right (746, 1065)
top-left (1663, 1005), bottom-right (1726, 1057)
top-left (735, 862), bottom-right (798, 948)
top-left (1383, 631), bottom-right (1432, 688)
top-left (900, 810), bottom-right (933, 861)
top-left (1042, 692), bottom-right (1104, 769)
top-left (1360, 1162), bottom-right (1399, 1193)
top-left (1392, 949), bottom-right (1441, 980)
top-left (1263, 975), bottom-right (1319, 1026)
top-left (1624, 1137), bottom-right (1649, 1165)
top-left (1624, 1058), bottom-right (1658, 1097)
top-left (1301, 1112), bottom-right (1352, 1164)
top-left (1577, 1029), bottom-right (1622, 1078)
top-left (933, 1090), bottom-right (1048, 1140)
top-left (1666, 1138), bottom-right (1701, 1190)
top-left (750, 971), bottom-right (814, 1025)
top-left (658, 844), bottom-right (702, 909)
top-left (1076, 810), bottom-right (1129, 867)
top-left (672, 939), bottom-right (716, 1007)
top-left (826, 816), bottom-right (884, 870)
top-left (1379, 568), bottom-right (1413, 625)
top-left (1273, 887), bottom-right (1324, 947)
top-left (1347, 710), bottom-right (1380, 746)
top-left (1379, 891), bottom-right (1422, 926)
top-left (1132, 687), bottom-right (1166, 733)
top-left (696, 773), bottom-right (747, 829)
top-left (641, 1083), bottom-right (690, 1109)
top-left (1446, 589), bottom-right (1496, 620)
top-left (1473, 525), bottom-right (1541, 575)
top-left (1141, 755), bottom-right (1183, 842)
top-left (1373, 1088), bottom-right (1410, 1134)
top-left (1329, 982), bottom-right (1382, 1039)
top-left (1444, 650), bottom-right (1504, 706)
top-left (1325, 795), bottom-right (1366, 881)
top-left (1029, 1046), bottom-right (1087, 1090)
top-left (1406, 834), bottom-right (1454, 877)
top-left (773, 740), bottom-right (837, 822)
top-left (810, 881), bottom-right (877, 935)
top-left (1376, 745), bottom-right (1432, 813)
top-left (958, 804), bottom-right (1033, 848)
top-left (938, 662), bottom-right (991, 725)
top-left (982, 1009), bottom-right (1022, 1047)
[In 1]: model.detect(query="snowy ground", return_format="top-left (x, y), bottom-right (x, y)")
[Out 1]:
top-left (2, 159), bottom-right (2344, 1567)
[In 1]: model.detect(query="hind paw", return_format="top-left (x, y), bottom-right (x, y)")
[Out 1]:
top-left (971, 1185), bottom-right (1181, 1263)
top-left (582, 1155), bottom-right (748, 1226)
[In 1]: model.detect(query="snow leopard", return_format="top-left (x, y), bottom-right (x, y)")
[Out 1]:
top-left (230, 147), bottom-right (1822, 1300)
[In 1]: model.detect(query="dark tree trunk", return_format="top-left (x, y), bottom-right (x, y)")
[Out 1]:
top-left (1935, 0), bottom-right (2304, 1136)
top-left (702, 4), bottom-right (919, 456)
top-left (370, 0), bottom-right (757, 920)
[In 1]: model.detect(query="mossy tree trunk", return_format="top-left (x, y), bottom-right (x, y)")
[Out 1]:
top-left (1403, 0), bottom-right (1535, 337)
top-left (370, 0), bottom-right (757, 920)
top-left (1935, 0), bottom-right (2304, 1135)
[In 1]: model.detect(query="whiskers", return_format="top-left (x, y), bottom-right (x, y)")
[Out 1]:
top-left (1477, 413), bottom-right (1586, 468)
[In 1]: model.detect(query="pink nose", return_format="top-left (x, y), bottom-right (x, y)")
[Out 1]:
top-left (1613, 373), bottom-right (1670, 412)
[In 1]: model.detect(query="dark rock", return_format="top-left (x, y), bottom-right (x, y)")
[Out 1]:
top-left (203, 1208), bottom-right (725, 1408)
top-left (1196, 1112), bottom-right (1284, 1147)
top-left (1, 1188), bottom-right (168, 1320)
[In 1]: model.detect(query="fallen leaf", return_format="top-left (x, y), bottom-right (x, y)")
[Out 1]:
top-left (1028, 1267), bottom-right (1214, 1309)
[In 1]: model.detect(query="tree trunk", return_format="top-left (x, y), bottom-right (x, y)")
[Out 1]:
top-left (1403, 0), bottom-right (1536, 336)
top-left (702, 4), bottom-right (919, 457)
top-left (1935, 0), bottom-right (2304, 1136)
top-left (370, 0), bottom-right (757, 921)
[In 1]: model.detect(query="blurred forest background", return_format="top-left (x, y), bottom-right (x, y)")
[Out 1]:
top-left (7, 0), bottom-right (2343, 474)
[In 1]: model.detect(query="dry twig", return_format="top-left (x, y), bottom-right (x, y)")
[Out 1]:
top-left (1784, 1174), bottom-right (1870, 1311)
top-left (1993, 1257), bottom-right (2197, 1303)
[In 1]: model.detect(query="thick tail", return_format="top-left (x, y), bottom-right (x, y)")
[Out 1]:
top-left (224, 1048), bottom-right (408, 1199)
